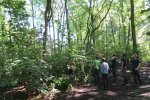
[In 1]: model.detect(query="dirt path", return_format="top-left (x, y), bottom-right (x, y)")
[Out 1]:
top-left (48, 63), bottom-right (150, 100)
top-left (52, 84), bottom-right (150, 100)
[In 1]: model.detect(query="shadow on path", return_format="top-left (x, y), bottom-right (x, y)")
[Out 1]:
top-left (50, 63), bottom-right (150, 100)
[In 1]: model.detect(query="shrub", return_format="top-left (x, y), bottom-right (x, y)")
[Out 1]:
top-left (54, 76), bottom-right (70, 91)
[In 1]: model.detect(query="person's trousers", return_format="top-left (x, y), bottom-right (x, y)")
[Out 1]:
top-left (112, 67), bottom-right (116, 83)
top-left (122, 67), bottom-right (128, 84)
top-left (102, 73), bottom-right (108, 89)
top-left (93, 69), bottom-right (100, 84)
top-left (132, 69), bottom-right (142, 84)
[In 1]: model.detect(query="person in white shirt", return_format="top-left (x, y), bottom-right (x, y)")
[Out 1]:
top-left (101, 58), bottom-right (109, 90)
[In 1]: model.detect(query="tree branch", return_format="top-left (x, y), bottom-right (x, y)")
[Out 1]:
top-left (92, 0), bottom-right (113, 33)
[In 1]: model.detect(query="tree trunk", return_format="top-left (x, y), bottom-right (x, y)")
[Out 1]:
top-left (65, 0), bottom-right (71, 48)
top-left (1, 21), bottom-right (4, 53)
top-left (31, 0), bottom-right (35, 28)
top-left (43, 0), bottom-right (52, 58)
top-left (126, 22), bottom-right (130, 51)
top-left (119, 0), bottom-right (127, 48)
top-left (123, 26), bottom-right (126, 45)
top-left (85, 0), bottom-right (92, 50)
top-left (52, 10), bottom-right (55, 49)
top-left (118, 17), bottom-right (121, 45)
top-left (110, 17), bottom-right (115, 43)
top-left (130, 0), bottom-right (137, 52)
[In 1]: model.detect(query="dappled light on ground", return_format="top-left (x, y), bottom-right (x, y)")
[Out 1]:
top-left (50, 64), bottom-right (150, 100)
top-left (105, 91), bottom-right (118, 96)
top-left (139, 92), bottom-right (150, 97)
top-left (139, 85), bottom-right (150, 89)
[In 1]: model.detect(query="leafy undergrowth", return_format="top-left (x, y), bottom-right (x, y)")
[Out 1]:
top-left (0, 63), bottom-right (150, 100)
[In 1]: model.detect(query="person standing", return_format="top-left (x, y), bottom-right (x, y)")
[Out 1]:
top-left (121, 53), bottom-right (128, 85)
top-left (131, 53), bottom-right (142, 85)
top-left (111, 54), bottom-right (117, 83)
top-left (101, 58), bottom-right (109, 90)
top-left (92, 56), bottom-right (101, 85)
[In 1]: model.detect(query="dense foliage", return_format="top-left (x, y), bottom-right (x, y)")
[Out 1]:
top-left (0, 0), bottom-right (150, 98)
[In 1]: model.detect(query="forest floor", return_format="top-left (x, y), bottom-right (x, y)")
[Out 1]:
top-left (0, 63), bottom-right (150, 100)
top-left (46, 62), bottom-right (150, 100)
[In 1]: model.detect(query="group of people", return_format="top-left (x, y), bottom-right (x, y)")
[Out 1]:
top-left (92, 53), bottom-right (142, 90)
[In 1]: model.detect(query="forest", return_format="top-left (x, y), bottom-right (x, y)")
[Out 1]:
top-left (0, 0), bottom-right (150, 100)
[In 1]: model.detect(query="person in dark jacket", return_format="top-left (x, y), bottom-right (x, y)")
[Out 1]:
top-left (111, 54), bottom-right (117, 83)
top-left (131, 53), bottom-right (142, 85)
top-left (121, 53), bottom-right (128, 85)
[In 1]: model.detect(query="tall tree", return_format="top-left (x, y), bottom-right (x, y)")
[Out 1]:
top-left (30, 0), bottom-right (35, 28)
top-left (84, 0), bottom-right (113, 50)
top-left (43, 0), bottom-right (52, 58)
top-left (65, 0), bottom-right (71, 48)
top-left (130, 0), bottom-right (137, 52)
